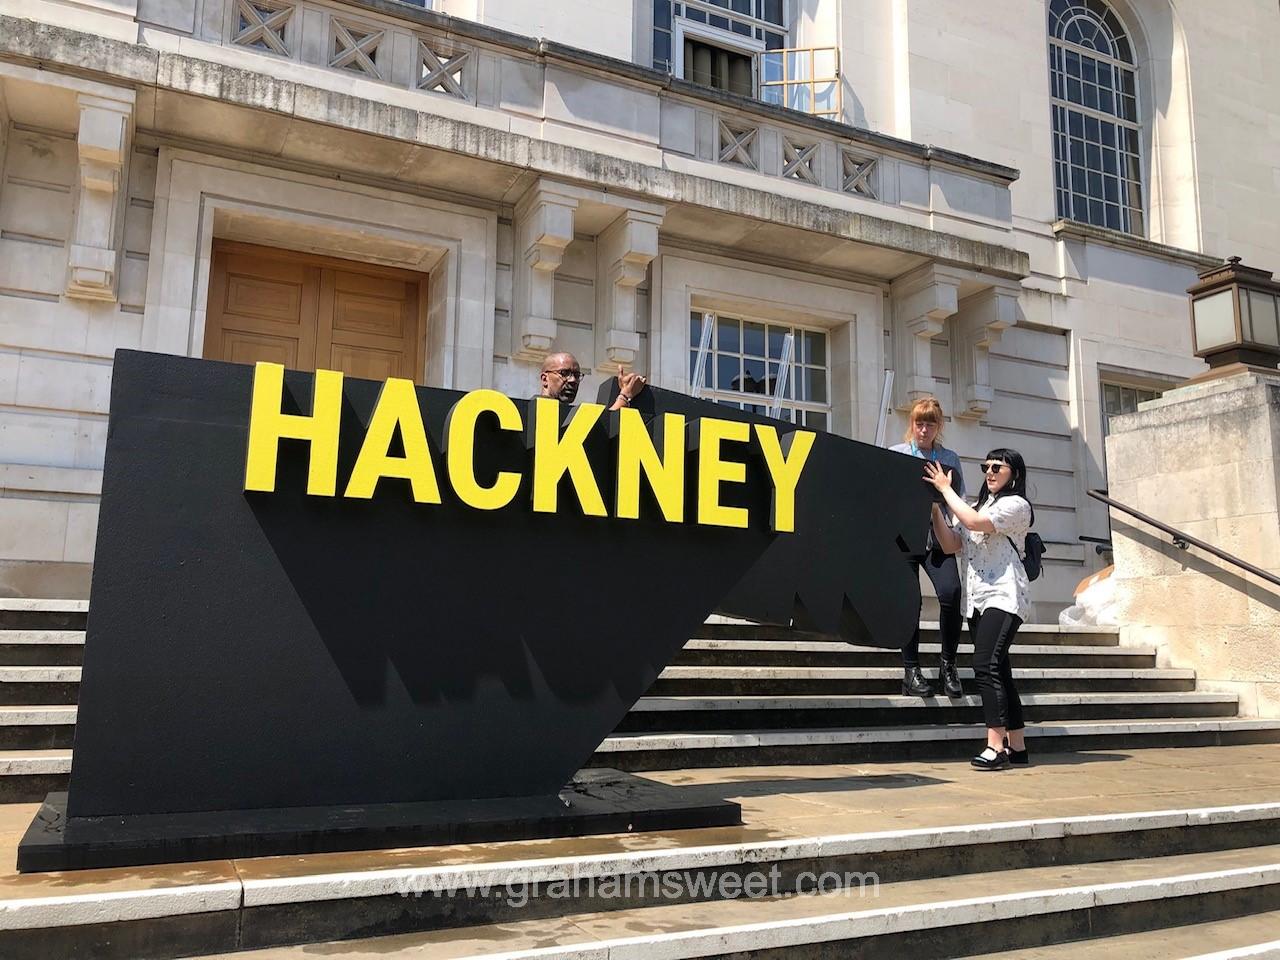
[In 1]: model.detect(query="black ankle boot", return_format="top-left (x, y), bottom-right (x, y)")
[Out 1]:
top-left (939, 659), bottom-right (963, 698)
top-left (902, 666), bottom-right (933, 697)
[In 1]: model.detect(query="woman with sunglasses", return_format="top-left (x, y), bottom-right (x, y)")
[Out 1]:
top-left (924, 449), bottom-right (1034, 771)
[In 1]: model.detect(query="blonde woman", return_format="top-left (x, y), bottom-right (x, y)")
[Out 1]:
top-left (889, 398), bottom-right (965, 698)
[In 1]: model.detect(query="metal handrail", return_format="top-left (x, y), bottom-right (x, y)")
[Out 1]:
top-left (1088, 489), bottom-right (1280, 589)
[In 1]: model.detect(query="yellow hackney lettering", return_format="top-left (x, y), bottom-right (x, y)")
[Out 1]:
top-left (615, 409), bottom-right (685, 523)
top-left (530, 398), bottom-right (607, 516)
top-left (244, 362), bottom-right (342, 497)
top-left (344, 378), bottom-right (441, 504)
top-left (444, 390), bottom-right (523, 511)
top-left (692, 418), bottom-right (750, 529)
top-left (754, 425), bottom-right (815, 533)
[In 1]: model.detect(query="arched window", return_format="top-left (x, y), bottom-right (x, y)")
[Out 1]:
top-left (1049, 0), bottom-right (1144, 235)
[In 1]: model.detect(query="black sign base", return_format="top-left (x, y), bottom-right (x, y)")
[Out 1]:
top-left (18, 772), bottom-right (740, 872)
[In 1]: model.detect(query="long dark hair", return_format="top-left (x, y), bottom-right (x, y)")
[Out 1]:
top-left (974, 447), bottom-right (1035, 526)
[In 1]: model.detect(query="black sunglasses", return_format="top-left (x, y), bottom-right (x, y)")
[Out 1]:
top-left (980, 462), bottom-right (1009, 474)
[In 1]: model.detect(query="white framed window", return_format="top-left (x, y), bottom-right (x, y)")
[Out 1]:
top-left (1101, 379), bottom-right (1163, 438)
top-left (1048, 0), bottom-right (1144, 235)
top-left (673, 18), bottom-right (765, 97)
top-left (654, 0), bottom-right (786, 76)
top-left (688, 311), bottom-right (830, 431)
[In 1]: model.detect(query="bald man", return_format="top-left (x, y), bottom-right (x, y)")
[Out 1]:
top-left (539, 351), bottom-right (646, 411)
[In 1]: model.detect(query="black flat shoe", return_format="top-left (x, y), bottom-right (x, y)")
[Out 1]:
top-left (939, 659), bottom-right (963, 698)
top-left (902, 666), bottom-right (933, 697)
top-left (970, 748), bottom-right (1009, 771)
top-left (1002, 737), bottom-right (1030, 766)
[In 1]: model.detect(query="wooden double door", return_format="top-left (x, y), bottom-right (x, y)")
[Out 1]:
top-left (204, 241), bottom-right (427, 383)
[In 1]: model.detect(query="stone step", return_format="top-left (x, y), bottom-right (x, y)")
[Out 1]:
top-left (616, 692), bottom-right (1242, 732)
top-left (965, 910), bottom-right (1280, 958)
top-left (591, 718), bottom-right (1280, 770)
top-left (0, 599), bottom-right (88, 631)
top-left (696, 621), bottom-right (1122, 647)
top-left (0, 705), bottom-right (76, 750)
top-left (0, 748), bottom-right (74, 802)
top-left (0, 666), bottom-right (82, 705)
top-left (675, 640), bottom-right (1156, 669)
top-left (650, 665), bottom-right (1199, 696)
top-left (170, 842), bottom-right (1280, 960)
top-left (0, 631), bottom-right (84, 666)
top-left (8, 798), bottom-right (1280, 960)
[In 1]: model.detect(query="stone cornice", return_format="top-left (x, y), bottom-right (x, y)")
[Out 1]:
top-left (1053, 220), bottom-right (1221, 270)
top-left (0, 14), bottom-right (1030, 279)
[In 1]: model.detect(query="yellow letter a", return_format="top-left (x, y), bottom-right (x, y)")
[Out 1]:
top-left (754, 425), bottom-right (815, 533)
top-left (344, 378), bottom-right (442, 503)
top-left (244, 361), bottom-right (342, 497)
top-left (615, 409), bottom-right (685, 522)
top-left (531, 397), bottom-right (607, 516)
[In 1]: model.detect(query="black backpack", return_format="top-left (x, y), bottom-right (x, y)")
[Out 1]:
top-left (1008, 533), bottom-right (1046, 582)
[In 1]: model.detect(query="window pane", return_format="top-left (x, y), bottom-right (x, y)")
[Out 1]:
top-left (805, 410), bottom-right (828, 431)
top-left (803, 330), bottom-right (826, 365)
top-left (767, 326), bottom-right (787, 359)
top-left (743, 321), bottom-right (765, 356)
top-left (717, 316), bottom-right (740, 353)
top-left (689, 351), bottom-right (697, 382)
top-left (808, 367), bottom-right (827, 403)
top-left (1120, 387), bottom-right (1137, 412)
top-left (787, 83), bottom-right (812, 113)
top-left (787, 50), bottom-right (810, 81)
top-left (813, 48), bottom-right (837, 78)
top-left (762, 51), bottom-right (784, 83)
top-left (762, 0), bottom-right (783, 25)
top-left (814, 81), bottom-right (838, 113)
top-left (690, 312), bottom-right (701, 348)
top-left (761, 85), bottom-right (784, 106)
top-left (1103, 383), bottom-right (1121, 415)
top-left (716, 355), bottom-right (739, 391)
top-left (655, 1), bottom-right (671, 28)
top-left (742, 356), bottom-right (767, 393)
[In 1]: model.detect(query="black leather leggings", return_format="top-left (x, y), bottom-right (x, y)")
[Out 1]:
top-left (901, 547), bottom-right (962, 667)
top-left (969, 607), bottom-right (1025, 730)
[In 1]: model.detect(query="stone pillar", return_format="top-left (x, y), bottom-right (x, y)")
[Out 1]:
top-left (594, 208), bottom-right (663, 375)
top-left (951, 283), bottom-right (1019, 420)
top-left (511, 181), bottom-right (578, 362)
top-left (1107, 370), bottom-right (1280, 717)
top-left (66, 92), bottom-right (133, 302)
top-left (889, 264), bottom-right (961, 411)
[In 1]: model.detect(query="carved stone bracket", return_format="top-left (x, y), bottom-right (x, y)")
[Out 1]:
top-left (511, 182), bottom-right (578, 362)
top-left (67, 93), bottom-right (133, 302)
top-left (594, 208), bottom-right (663, 374)
top-left (952, 284), bottom-right (1021, 420)
top-left (889, 264), bottom-right (963, 411)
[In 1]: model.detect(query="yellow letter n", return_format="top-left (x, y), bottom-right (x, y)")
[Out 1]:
top-left (615, 409), bottom-right (685, 523)
top-left (244, 362), bottom-right (343, 497)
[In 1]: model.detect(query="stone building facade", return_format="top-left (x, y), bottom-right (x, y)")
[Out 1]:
top-left (0, 0), bottom-right (1277, 616)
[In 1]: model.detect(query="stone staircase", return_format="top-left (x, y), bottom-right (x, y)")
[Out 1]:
top-left (5, 599), bottom-right (1280, 958)
top-left (3, 601), bottom-right (1280, 802)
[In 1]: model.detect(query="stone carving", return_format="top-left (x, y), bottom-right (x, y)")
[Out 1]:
top-left (330, 17), bottom-right (383, 78)
top-left (66, 94), bottom-right (133, 302)
top-left (232, 0), bottom-right (293, 56)
top-left (782, 136), bottom-right (820, 184)
top-left (841, 148), bottom-right (878, 198)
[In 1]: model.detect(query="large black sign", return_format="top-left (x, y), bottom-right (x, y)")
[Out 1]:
top-left (18, 351), bottom-right (929, 870)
